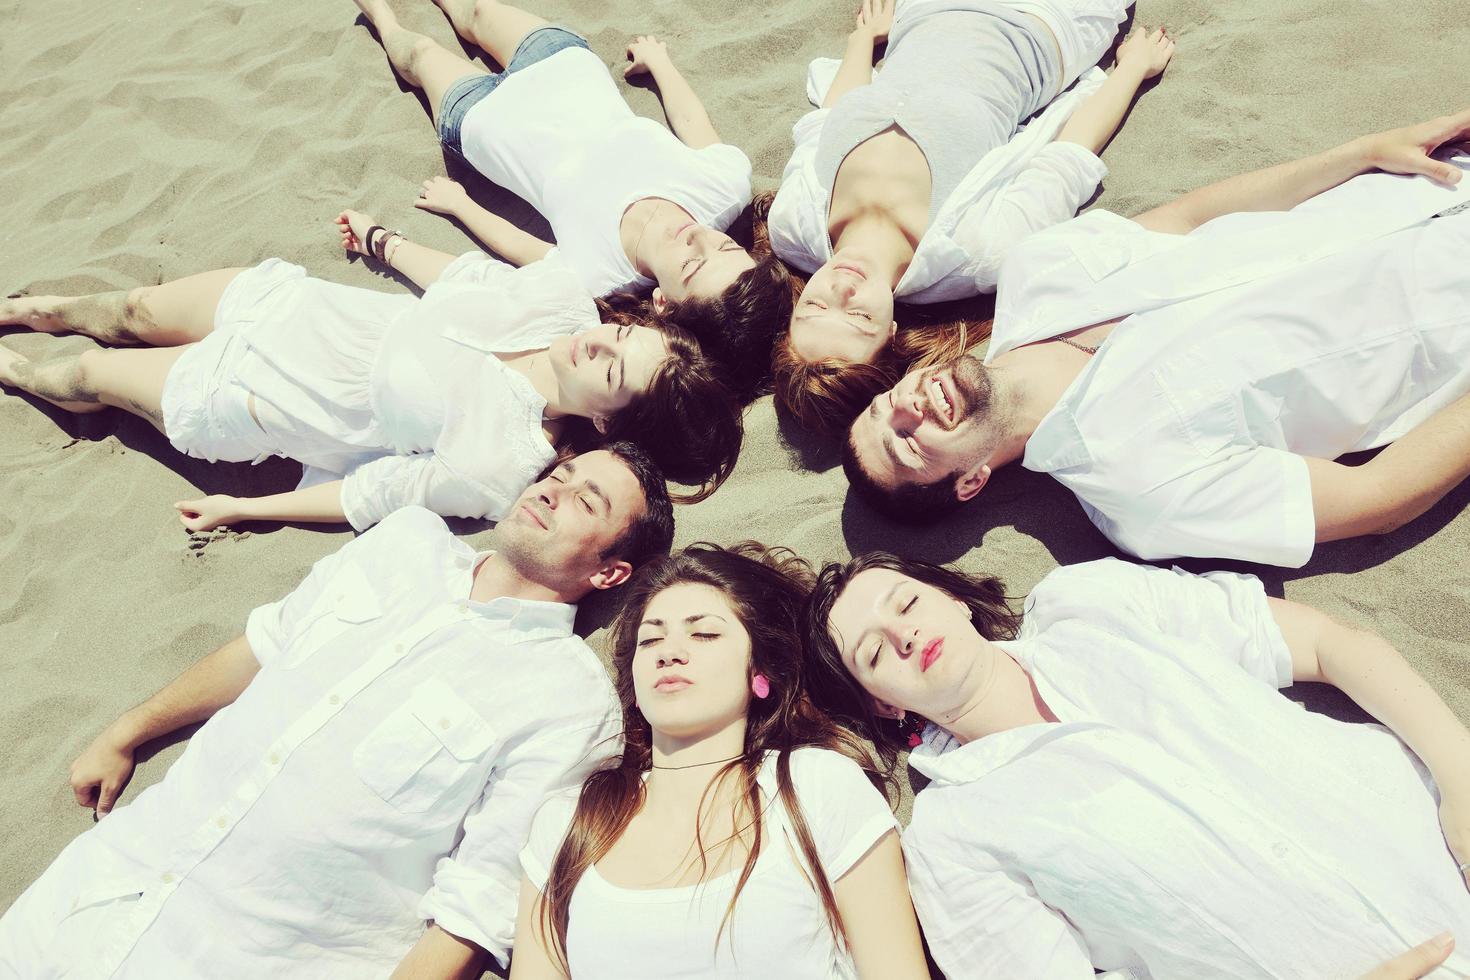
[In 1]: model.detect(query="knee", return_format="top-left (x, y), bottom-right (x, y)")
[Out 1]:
top-left (123, 286), bottom-right (152, 324)
top-left (405, 34), bottom-right (441, 74)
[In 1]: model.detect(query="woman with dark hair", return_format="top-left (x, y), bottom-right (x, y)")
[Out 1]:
top-left (509, 543), bottom-right (928, 979)
top-left (805, 553), bottom-right (1470, 977)
top-left (350, 0), bottom-right (794, 395)
top-left (0, 207), bottom-right (742, 532)
top-left (768, 0), bottom-right (1175, 431)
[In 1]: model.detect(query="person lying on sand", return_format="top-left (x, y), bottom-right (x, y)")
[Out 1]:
top-left (805, 553), bottom-right (1470, 977)
top-left (510, 543), bottom-right (929, 979)
top-left (0, 447), bottom-right (671, 979)
top-left (0, 209), bottom-right (740, 532)
top-left (351, 0), bottom-right (791, 393)
top-left (769, 0), bottom-right (1175, 433)
top-left (843, 110), bottom-right (1470, 568)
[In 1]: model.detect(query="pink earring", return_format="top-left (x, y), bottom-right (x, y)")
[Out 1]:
top-left (751, 674), bottom-right (771, 699)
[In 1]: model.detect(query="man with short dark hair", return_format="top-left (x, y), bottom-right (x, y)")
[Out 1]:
top-left (0, 444), bottom-right (673, 979)
top-left (845, 111), bottom-right (1470, 568)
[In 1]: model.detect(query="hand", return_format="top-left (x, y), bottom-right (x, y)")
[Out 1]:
top-left (335, 209), bottom-right (378, 256)
top-left (850, 0), bottom-right (895, 45)
top-left (624, 35), bottom-right (670, 79)
top-left (413, 176), bottom-right (471, 217)
top-left (1359, 933), bottom-right (1455, 979)
top-left (1115, 25), bottom-right (1176, 81)
top-left (174, 494), bottom-right (244, 532)
top-left (69, 721), bottom-right (138, 818)
top-left (1357, 108), bottom-right (1470, 186)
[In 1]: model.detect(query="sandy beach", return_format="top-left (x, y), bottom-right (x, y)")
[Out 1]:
top-left (2, 0), bottom-right (1467, 955)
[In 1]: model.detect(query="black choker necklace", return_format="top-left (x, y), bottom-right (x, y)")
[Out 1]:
top-left (650, 753), bottom-right (743, 771)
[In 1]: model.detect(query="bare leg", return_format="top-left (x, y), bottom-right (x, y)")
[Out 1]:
top-left (354, 0), bottom-right (488, 125)
top-left (0, 345), bottom-right (186, 431)
top-left (0, 268), bottom-right (247, 347)
top-left (430, 0), bottom-right (549, 69)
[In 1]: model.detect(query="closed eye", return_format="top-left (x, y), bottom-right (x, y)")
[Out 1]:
top-left (901, 596), bottom-right (916, 615)
top-left (580, 494), bottom-right (595, 513)
top-left (692, 632), bottom-right (722, 640)
top-left (637, 635), bottom-right (663, 648)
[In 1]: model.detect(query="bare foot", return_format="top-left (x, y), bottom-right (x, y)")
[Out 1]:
top-left (0, 345), bottom-right (108, 413)
top-left (0, 295), bottom-right (70, 334)
top-left (0, 343), bottom-right (29, 385)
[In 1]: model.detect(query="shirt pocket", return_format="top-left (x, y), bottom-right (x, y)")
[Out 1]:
top-left (353, 677), bottom-right (497, 814)
top-left (278, 564), bottom-right (384, 670)
top-left (1150, 359), bottom-right (1245, 460)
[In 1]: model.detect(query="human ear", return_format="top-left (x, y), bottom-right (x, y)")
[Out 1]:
top-left (955, 463), bottom-right (992, 503)
top-left (590, 560), bottom-right (634, 590)
top-left (888, 319), bottom-right (899, 339)
top-left (651, 288), bottom-right (668, 314)
top-left (872, 699), bottom-right (904, 721)
top-left (592, 414), bottom-right (610, 435)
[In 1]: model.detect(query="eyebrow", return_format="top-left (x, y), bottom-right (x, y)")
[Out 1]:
top-left (640, 613), bottom-right (730, 628)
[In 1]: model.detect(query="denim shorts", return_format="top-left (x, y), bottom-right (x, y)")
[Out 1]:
top-left (438, 26), bottom-right (591, 156)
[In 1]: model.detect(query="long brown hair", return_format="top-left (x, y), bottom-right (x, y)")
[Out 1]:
top-left (803, 552), bottom-right (1021, 772)
top-left (536, 543), bottom-right (884, 971)
top-left (572, 309), bottom-right (744, 504)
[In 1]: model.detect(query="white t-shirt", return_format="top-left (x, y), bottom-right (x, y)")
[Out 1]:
top-left (904, 558), bottom-right (1470, 979)
top-left (519, 748), bottom-right (896, 979)
top-left (988, 157), bottom-right (1470, 566)
top-left (458, 47), bottom-right (753, 297)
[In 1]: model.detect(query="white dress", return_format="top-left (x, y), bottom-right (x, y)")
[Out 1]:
top-left (988, 154), bottom-right (1470, 566)
top-left (519, 748), bottom-right (897, 979)
top-left (159, 251), bottom-right (598, 530)
top-left (904, 558), bottom-right (1470, 979)
top-left (457, 46), bottom-right (753, 297)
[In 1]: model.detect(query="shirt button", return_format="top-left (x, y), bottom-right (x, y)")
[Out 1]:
top-left (328, 694), bottom-right (341, 705)
top-left (394, 643), bottom-right (406, 654)
top-left (1272, 842), bottom-right (1289, 859)
top-left (438, 718), bottom-right (451, 730)
top-left (269, 752), bottom-right (282, 765)
top-left (160, 872), bottom-right (175, 884)
top-left (216, 816), bottom-right (228, 829)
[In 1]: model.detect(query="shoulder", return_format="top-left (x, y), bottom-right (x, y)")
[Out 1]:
top-left (1022, 558), bottom-right (1157, 632)
top-left (778, 747), bottom-right (887, 810)
top-left (354, 505), bottom-right (454, 560)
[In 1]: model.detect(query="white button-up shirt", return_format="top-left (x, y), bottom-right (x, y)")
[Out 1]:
top-left (903, 558), bottom-right (1470, 979)
top-left (769, 0), bottom-right (1110, 301)
top-left (0, 507), bottom-right (620, 979)
top-left (988, 155), bottom-right (1470, 566)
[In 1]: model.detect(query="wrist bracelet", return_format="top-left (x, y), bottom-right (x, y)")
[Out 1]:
top-left (363, 224), bottom-right (386, 258)
top-left (373, 227), bottom-right (403, 263)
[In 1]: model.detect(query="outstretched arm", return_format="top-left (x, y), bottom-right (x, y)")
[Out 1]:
top-left (390, 925), bottom-right (488, 980)
top-left (623, 36), bottom-right (722, 148)
top-left (1134, 108), bottom-right (1470, 234)
top-left (1306, 388), bottom-right (1470, 544)
top-left (337, 208), bottom-right (460, 289)
top-left (68, 634), bottom-right (260, 817)
top-left (1055, 26), bottom-right (1174, 154)
top-left (822, 0), bottom-right (894, 109)
top-left (1271, 598), bottom-right (1470, 890)
top-left (175, 480), bottom-right (350, 532)
top-left (835, 831), bottom-right (930, 979)
top-left (414, 177), bottom-right (554, 268)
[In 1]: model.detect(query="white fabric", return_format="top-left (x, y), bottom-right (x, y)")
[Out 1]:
top-left (989, 157), bottom-right (1470, 566)
top-left (770, 0), bottom-right (1124, 301)
top-left (458, 47), bottom-right (753, 297)
top-left (903, 558), bottom-right (1470, 980)
top-left (160, 253), bottom-right (598, 531)
top-left (0, 507), bottom-right (621, 979)
top-left (519, 748), bottom-right (896, 979)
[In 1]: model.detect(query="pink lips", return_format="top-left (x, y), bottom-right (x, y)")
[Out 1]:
top-left (920, 637), bottom-right (943, 672)
top-left (654, 675), bottom-right (692, 691)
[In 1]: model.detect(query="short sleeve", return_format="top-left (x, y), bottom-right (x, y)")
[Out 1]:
top-left (1026, 559), bottom-right (1293, 689)
top-left (436, 251), bottom-right (519, 287)
top-left (518, 789), bottom-right (581, 893)
top-left (1119, 446), bottom-right (1317, 569)
top-left (954, 142), bottom-right (1108, 293)
top-left (421, 702), bottom-right (620, 966)
top-left (784, 748), bottom-right (897, 880)
top-left (904, 799), bottom-right (1098, 979)
top-left (768, 109), bottom-right (832, 274)
top-left (340, 452), bottom-right (501, 531)
top-left (243, 507), bottom-right (433, 665)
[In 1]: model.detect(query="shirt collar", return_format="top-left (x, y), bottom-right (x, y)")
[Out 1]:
top-left (451, 546), bottom-right (579, 640)
top-left (1022, 404), bottom-right (1094, 473)
top-left (905, 638), bottom-right (1104, 786)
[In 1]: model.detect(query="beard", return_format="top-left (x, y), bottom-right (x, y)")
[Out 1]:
top-left (938, 354), bottom-right (992, 429)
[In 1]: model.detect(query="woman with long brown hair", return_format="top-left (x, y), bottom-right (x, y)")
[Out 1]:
top-left (509, 543), bottom-right (928, 979)
top-left (805, 552), bottom-right (1470, 977)
top-left (0, 207), bottom-right (743, 531)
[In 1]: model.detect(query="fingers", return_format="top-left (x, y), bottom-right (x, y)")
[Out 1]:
top-left (71, 774), bottom-right (97, 808)
top-left (1363, 933), bottom-right (1454, 980)
top-left (96, 779), bottom-right (121, 817)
